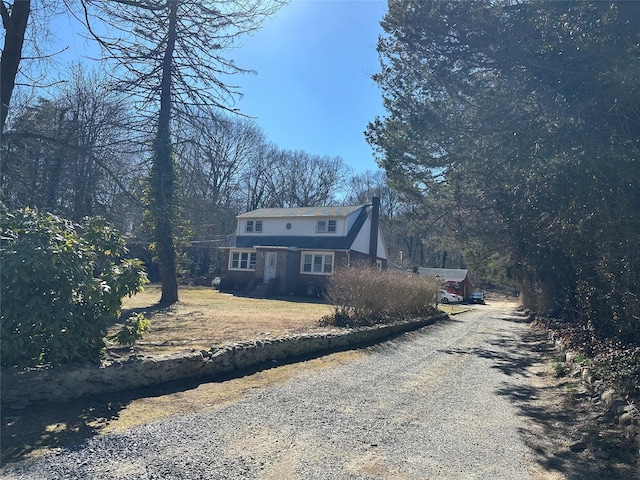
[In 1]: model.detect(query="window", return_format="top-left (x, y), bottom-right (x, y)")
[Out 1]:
top-left (317, 219), bottom-right (337, 233)
top-left (301, 252), bottom-right (334, 275)
top-left (245, 220), bottom-right (262, 233)
top-left (229, 250), bottom-right (256, 270)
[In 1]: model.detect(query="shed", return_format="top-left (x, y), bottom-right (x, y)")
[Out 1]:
top-left (417, 267), bottom-right (475, 300)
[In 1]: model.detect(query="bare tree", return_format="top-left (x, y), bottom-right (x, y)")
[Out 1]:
top-left (1, 0), bottom-right (72, 135)
top-left (0, 65), bottom-right (141, 226)
top-left (178, 110), bottom-right (265, 208)
top-left (176, 108), bottom-right (267, 240)
top-left (240, 142), bottom-right (280, 211)
top-left (245, 149), bottom-right (348, 209)
top-left (81, 0), bottom-right (284, 304)
top-left (1, 0), bottom-right (30, 134)
top-left (344, 170), bottom-right (398, 215)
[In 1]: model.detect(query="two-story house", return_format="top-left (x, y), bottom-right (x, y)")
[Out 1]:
top-left (220, 197), bottom-right (388, 296)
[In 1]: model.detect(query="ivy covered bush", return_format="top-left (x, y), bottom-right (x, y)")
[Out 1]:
top-left (1, 207), bottom-right (148, 367)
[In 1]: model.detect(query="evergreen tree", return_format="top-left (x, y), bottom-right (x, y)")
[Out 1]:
top-left (368, 0), bottom-right (640, 342)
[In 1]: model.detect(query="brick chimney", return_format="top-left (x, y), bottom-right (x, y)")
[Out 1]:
top-left (369, 196), bottom-right (380, 265)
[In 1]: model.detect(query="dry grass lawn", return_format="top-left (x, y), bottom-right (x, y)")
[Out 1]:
top-left (112, 284), bottom-right (468, 359)
top-left (114, 284), bottom-right (335, 358)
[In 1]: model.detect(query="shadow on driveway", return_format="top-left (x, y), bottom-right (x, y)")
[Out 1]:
top-left (438, 308), bottom-right (638, 480)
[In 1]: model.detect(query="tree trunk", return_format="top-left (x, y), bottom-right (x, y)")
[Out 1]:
top-left (151, 0), bottom-right (179, 305)
top-left (1, 1), bottom-right (31, 135)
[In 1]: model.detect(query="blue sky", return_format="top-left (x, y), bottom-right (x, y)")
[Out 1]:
top-left (227, 0), bottom-right (388, 173)
top-left (51, 0), bottom-right (388, 174)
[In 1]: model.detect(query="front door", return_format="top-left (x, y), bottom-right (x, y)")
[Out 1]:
top-left (264, 252), bottom-right (277, 282)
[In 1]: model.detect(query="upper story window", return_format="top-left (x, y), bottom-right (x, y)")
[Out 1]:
top-left (316, 219), bottom-right (337, 233)
top-left (246, 220), bottom-right (262, 233)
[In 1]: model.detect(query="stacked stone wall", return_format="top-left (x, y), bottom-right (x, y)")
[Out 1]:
top-left (1, 314), bottom-right (447, 408)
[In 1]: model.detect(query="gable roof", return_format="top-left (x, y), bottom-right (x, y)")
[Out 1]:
top-left (418, 268), bottom-right (470, 282)
top-left (237, 205), bottom-right (363, 219)
top-left (234, 206), bottom-right (369, 250)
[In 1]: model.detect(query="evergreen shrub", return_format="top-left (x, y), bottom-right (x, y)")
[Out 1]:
top-left (1, 207), bottom-right (148, 367)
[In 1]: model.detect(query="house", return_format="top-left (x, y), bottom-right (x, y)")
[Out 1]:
top-left (417, 267), bottom-right (475, 300)
top-left (220, 197), bottom-right (388, 296)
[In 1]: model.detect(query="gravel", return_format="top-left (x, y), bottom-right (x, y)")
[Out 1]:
top-left (2, 301), bottom-right (543, 479)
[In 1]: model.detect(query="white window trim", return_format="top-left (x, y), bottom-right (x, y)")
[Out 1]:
top-left (300, 251), bottom-right (335, 275)
top-left (316, 219), bottom-right (337, 234)
top-left (246, 220), bottom-right (263, 233)
top-left (229, 249), bottom-right (257, 271)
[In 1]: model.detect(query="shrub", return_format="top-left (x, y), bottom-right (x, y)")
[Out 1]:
top-left (106, 313), bottom-right (151, 346)
top-left (323, 265), bottom-right (441, 327)
top-left (0, 207), bottom-right (148, 367)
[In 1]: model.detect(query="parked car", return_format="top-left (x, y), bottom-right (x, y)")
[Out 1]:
top-left (469, 290), bottom-right (485, 304)
top-left (440, 289), bottom-right (463, 304)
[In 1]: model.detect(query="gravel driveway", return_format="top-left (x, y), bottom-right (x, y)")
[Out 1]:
top-left (1, 300), bottom-right (577, 479)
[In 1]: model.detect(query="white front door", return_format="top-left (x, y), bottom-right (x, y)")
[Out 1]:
top-left (264, 252), bottom-right (277, 282)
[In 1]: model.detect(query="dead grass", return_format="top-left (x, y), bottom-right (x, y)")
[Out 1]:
top-left (112, 284), bottom-right (471, 359)
top-left (2, 285), bottom-right (360, 463)
top-left (113, 284), bottom-right (335, 358)
top-left (98, 349), bottom-right (366, 434)
top-left (1, 285), bottom-right (471, 464)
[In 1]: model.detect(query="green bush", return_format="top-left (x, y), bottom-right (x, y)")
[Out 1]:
top-left (1, 207), bottom-right (148, 367)
top-left (323, 265), bottom-right (441, 327)
top-left (106, 313), bottom-right (151, 346)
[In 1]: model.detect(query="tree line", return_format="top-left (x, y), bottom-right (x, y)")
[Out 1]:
top-left (367, 0), bottom-right (640, 345)
top-left (0, 66), bottom-right (364, 269)
top-left (0, 72), bottom-right (452, 277)
top-left (0, 69), bottom-right (354, 228)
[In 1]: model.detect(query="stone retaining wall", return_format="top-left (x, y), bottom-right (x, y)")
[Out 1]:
top-left (1, 313), bottom-right (447, 409)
